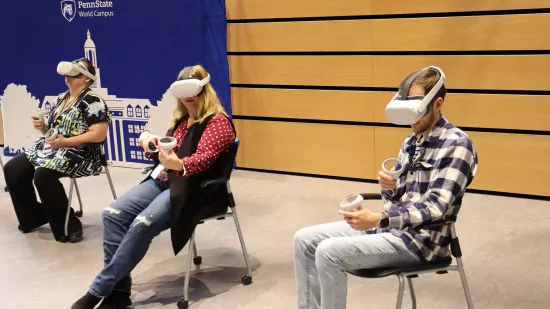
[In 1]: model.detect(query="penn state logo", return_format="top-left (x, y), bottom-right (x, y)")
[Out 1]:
top-left (61, 0), bottom-right (77, 22)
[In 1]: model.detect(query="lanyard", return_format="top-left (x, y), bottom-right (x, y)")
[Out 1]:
top-left (52, 88), bottom-right (87, 124)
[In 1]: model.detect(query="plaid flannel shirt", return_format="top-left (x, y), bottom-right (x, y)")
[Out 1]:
top-left (380, 116), bottom-right (478, 262)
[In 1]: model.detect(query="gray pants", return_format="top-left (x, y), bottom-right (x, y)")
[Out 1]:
top-left (293, 221), bottom-right (422, 309)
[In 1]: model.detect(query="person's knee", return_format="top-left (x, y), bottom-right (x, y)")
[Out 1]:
top-left (294, 226), bottom-right (315, 248)
top-left (4, 157), bottom-right (17, 177)
top-left (294, 226), bottom-right (326, 258)
top-left (33, 168), bottom-right (57, 189)
top-left (4, 154), bottom-right (28, 181)
top-left (315, 238), bottom-right (342, 266)
top-left (126, 213), bottom-right (163, 238)
top-left (102, 204), bottom-right (121, 224)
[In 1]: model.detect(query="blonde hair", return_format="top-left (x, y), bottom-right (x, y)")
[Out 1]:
top-left (168, 65), bottom-right (228, 129)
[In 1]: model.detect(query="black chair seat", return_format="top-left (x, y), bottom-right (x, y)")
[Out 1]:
top-left (347, 256), bottom-right (452, 278)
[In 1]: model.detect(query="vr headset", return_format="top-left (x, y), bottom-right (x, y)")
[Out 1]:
top-left (57, 58), bottom-right (96, 81)
top-left (385, 66), bottom-right (446, 125)
top-left (169, 66), bottom-right (210, 98)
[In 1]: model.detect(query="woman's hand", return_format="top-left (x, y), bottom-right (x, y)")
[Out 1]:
top-left (31, 116), bottom-right (47, 133)
top-left (46, 136), bottom-right (68, 149)
top-left (158, 148), bottom-right (183, 171)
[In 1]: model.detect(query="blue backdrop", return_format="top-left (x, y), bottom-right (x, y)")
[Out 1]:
top-left (0, 0), bottom-right (231, 119)
top-left (0, 0), bottom-right (231, 164)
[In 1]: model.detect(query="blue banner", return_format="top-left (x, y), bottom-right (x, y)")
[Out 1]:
top-left (0, 0), bottom-right (231, 167)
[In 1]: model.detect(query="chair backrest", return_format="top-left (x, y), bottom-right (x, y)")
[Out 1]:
top-left (217, 137), bottom-right (240, 180)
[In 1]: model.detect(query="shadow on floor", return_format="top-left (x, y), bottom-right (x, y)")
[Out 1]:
top-left (129, 246), bottom-right (262, 308)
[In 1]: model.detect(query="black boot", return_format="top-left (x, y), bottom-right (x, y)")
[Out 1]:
top-left (52, 208), bottom-right (83, 243)
top-left (97, 290), bottom-right (132, 308)
top-left (18, 216), bottom-right (48, 233)
top-left (70, 292), bottom-right (102, 309)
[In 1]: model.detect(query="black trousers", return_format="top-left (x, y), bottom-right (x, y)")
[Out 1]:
top-left (4, 153), bottom-right (82, 240)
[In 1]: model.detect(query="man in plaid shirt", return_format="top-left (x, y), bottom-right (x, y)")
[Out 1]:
top-left (293, 67), bottom-right (478, 309)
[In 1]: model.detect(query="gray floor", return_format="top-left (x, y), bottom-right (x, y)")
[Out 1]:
top-left (0, 167), bottom-right (549, 309)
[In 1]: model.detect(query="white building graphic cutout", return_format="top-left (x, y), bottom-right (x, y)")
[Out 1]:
top-left (1, 30), bottom-right (177, 168)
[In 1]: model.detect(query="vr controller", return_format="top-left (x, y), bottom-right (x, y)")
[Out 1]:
top-left (381, 158), bottom-right (404, 180)
top-left (339, 194), bottom-right (364, 212)
top-left (339, 158), bottom-right (404, 212)
top-left (44, 128), bottom-right (58, 141)
top-left (145, 135), bottom-right (177, 153)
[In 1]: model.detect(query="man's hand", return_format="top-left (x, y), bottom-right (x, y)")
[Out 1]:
top-left (339, 206), bottom-right (382, 230)
top-left (46, 135), bottom-right (68, 149)
top-left (158, 148), bottom-right (183, 171)
top-left (377, 169), bottom-right (397, 191)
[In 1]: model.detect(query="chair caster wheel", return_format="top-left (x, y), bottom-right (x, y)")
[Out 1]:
top-left (76, 210), bottom-right (83, 217)
top-left (177, 299), bottom-right (189, 309)
top-left (4, 186), bottom-right (8, 192)
top-left (241, 275), bottom-right (252, 285)
top-left (60, 235), bottom-right (69, 243)
top-left (193, 256), bottom-right (202, 266)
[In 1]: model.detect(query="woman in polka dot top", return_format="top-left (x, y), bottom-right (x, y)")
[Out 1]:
top-left (72, 65), bottom-right (237, 309)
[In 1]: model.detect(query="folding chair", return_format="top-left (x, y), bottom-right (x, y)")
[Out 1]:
top-left (346, 193), bottom-right (474, 309)
top-left (61, 144), bottom-right (117, 243)
top-left (141, 138), bottom-right (252, 309)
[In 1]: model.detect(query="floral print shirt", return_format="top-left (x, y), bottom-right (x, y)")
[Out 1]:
top-left (25, 89), bottom-right (112, 176)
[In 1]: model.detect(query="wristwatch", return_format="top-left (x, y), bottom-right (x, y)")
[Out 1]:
top-left (378, 212), bottom-right (389, 228)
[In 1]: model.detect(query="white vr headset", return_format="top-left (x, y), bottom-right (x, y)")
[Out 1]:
top-left (57, 58), bottom-right (97, 81)
top-left (385, 66), bottom-right (446, 125)
top-left (169, 66), bottom-right (210, 98)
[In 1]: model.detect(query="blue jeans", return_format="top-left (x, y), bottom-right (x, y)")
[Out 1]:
top-left (293, 221), bottom-right (423, 309)
top-left (89, 178), bottom-right (171, 298)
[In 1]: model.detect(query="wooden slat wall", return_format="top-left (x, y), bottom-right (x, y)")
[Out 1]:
top-left (227, 0), bottom-right (550, 19)
top-left (232, 88), bottom-right (550, 132)
top-left (229, 14), bottom-right (550, 51)
top-left (227, 1), bottom-right (550, 197)
top-left (229, 55), bottom-right (550, 90)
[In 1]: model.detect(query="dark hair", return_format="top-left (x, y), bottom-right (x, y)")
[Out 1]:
top-left (411, 69), bottom-right (446, 102)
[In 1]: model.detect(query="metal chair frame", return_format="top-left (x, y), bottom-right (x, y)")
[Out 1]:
top-left (62, 145), bottom-right (117, 242)
top-left (346, 193), bottom-right (475, 309)
top-left (177, 180), bottom-right (253, 309)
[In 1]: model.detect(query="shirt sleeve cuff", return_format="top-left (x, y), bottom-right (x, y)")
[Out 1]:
top-left (174, 158), bottom-right (187, 176)
top-left (386, 210), bottom-right (403, 229)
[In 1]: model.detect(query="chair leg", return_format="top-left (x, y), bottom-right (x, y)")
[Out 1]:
top-left (64, 179), bottom-right (75, 238)
top-left (104, 166), bottom-right (117, 199)
top-left (183, 232), bottom-right (196, 303)
top-left (192, 241), bottom-right (198, 259)
top-left (407, 277), bottom-right (417, 309)
top-left (457, 258), bottom-right (475, 309)
top-left (73, 178), bottom-right (83, 216)
top-left (395, 274), bottom-right (405, 309)
top-left (231, 207), bottom-right (252, 282)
